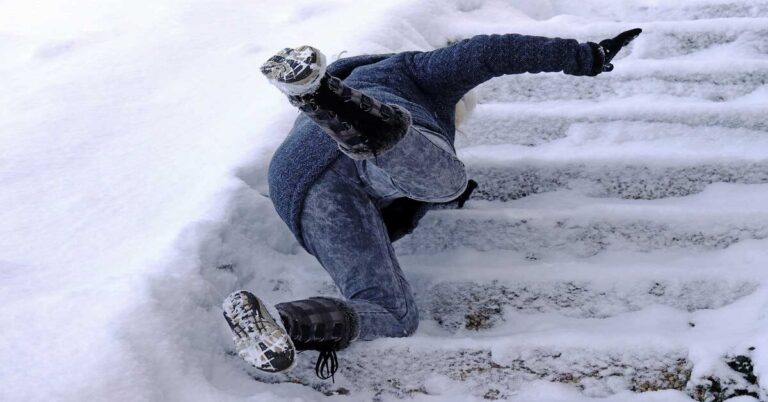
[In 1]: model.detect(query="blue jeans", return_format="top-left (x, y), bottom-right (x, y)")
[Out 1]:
top-left (299, 126), bottom-right (467, 340)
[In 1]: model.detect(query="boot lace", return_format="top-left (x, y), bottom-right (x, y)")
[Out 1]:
top-left (314, 348), bottom-right (339, 382)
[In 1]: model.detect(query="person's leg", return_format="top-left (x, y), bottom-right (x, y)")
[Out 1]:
top-left (261, 46), bottom-right (411, 160)
top-left (299, 157), bottom-right (419, 340)
top-left (357, 126), bottom-right (468, 203)
top-left (220, 157), bottom-right (412, 376)
top-left (260, 45), bottom-right (467, 203)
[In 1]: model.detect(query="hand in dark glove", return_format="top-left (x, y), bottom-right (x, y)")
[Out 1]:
top-left (590, 28), bottom-right (642, 74)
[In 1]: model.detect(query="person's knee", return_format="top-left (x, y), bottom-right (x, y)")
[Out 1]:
top-left (416, 129), bottom-right (468, 199)
top-left (368, 288), bottom-right (419, 337)
top-left (442, 166), bottom-right (468, 199)
top-left (386, 293), bottom-right (419, 337)
top-left (418, 168), bottom-right (468, 201)
top-left (399, 305), bottom-right (419, 336)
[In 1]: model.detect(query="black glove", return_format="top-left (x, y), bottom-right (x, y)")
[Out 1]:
top-left (590, 28), bottom-right (642, 74)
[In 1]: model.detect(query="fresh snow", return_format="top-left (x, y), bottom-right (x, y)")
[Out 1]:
top-left (2, 0), bottom-right (768, 401)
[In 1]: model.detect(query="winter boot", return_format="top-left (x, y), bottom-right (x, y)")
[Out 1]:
top-left (222, 290), bottom-right (295, 373)
top-left (223, 291), bottom-right (360, 380)
top-left (275, 297), bottom-right (360, 380)
top-left (260, 46), bottom-right (412, 159)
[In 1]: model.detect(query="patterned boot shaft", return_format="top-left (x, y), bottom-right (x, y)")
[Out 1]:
top-left (276, 297), bottom-right (360, 350)
top-left (289, 74), bottom-right (413, 160)
top-left (276, 297), bottom-right (360, 380)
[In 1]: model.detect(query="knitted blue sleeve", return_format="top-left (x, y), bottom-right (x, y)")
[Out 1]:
top-left (406, 33), bottom-right (597, 103)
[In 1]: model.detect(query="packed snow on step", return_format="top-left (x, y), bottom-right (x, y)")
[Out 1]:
top-left (2, 0), bottom-right (768, 401)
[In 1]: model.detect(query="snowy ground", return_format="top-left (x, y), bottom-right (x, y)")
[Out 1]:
top-left (2, 0), bottom-right (768, 401)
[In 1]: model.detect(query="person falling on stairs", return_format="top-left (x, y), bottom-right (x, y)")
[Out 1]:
top-left (222, 28), bottom-right (642, 380)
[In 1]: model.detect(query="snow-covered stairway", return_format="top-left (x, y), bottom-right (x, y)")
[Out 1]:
top-left (219, 1), bottom-right (768, 401)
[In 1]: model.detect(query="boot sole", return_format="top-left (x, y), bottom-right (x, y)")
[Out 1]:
top-left (260, 46), bottom-right (327, 96)
top-left (222, 290), bottom-right (296, 373)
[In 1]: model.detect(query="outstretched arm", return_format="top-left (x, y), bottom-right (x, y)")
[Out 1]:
top-left (406, 34), bottom-right (598, 103)
top-left (406, 30), bottom-right (641, 104)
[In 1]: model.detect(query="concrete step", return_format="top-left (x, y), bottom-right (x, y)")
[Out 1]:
top-left (466, 160), bottom-right (768, 201)
top-left (456, 100), bottom-right (768, 147)
top-left (239, 336), bottom-right (763, 401)
top-left (414, 275), bottom-right (756, 332)
top-left (395, 185), bottom-right (768, 256)
top-left (631, 1), bottom-right (768, 21)
top-left (475, 63), bottom-right (768, 104)
top-left (506, 17), bottom-right (768, 60)
top-left (243, 331), bottom-right (692, 399)
top-left (458, 122), bottom-right (768, 200)
top-left (506, 1), bottom-right (768, 22)
top-left (403, 245), bottom-right (765, 331)
top-left (632, 20), bottom-right (768, 59)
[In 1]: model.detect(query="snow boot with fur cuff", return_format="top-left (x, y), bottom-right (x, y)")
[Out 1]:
top-left (276, 297), bottom-right (360, 381)
top-left (223, 290), bottom-right (359, 381)
top-left (261, 46), bottom-right (412, 159)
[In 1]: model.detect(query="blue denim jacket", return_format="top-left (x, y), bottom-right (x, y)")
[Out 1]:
top-left (268, 34), bottom-right (598, 247)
